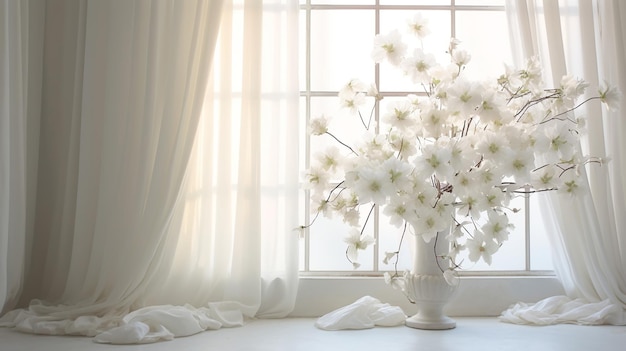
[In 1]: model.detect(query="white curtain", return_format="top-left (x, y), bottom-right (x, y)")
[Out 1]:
top-left (0, 0), bottom-right (299, 344)
top-left (145, 0), bottom-right (301, 317)
top-left (0, 0), bottom-right (44, 316)
top-left (502, 0), bottom-right (626, 325)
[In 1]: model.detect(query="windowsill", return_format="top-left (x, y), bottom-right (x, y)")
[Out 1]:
top-left (290, 275), bottom-right (565, 318)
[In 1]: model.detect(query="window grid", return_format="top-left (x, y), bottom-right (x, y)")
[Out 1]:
top-left (300, 0), bottom-right (552, 276)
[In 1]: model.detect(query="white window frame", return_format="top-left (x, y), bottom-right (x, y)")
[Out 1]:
top-left (294, 0), bottom-right (562, 316)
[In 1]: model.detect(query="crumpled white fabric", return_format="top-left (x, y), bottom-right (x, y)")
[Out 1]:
top-left (0, 302), bottom-right (245, 344)
top-left (499, 295), bottom-right (626, 326)
top-left (315, 296), bottom-right (406, 330)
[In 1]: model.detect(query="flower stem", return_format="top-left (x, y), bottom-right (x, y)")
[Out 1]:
top-left (326, 132), bottom-right (359, 156)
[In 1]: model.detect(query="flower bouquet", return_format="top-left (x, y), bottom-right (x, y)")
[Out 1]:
top-left (302, 13), bottom-right (618, 289)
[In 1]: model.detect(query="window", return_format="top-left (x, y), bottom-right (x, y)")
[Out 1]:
top-left (298, 0), bottom-right (555, 277)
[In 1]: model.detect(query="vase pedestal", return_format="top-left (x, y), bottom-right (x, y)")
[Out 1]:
top-left (404, 274), bottom-right (457, 330)
top-left (404, 233), bottom-right (457, 330)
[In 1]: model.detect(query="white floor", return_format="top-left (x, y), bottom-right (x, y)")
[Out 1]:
top-left (1, 317), bottom-right (625, 351)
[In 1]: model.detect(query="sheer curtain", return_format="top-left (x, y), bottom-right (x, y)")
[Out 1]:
top-left (145, 0), bottom-right (301, 318)
top-left (1, 0), bottom-right (299, 344)
top-left (0, 0), bottom-right (44, 316)
top-left (502, 0), bottom-right (626, 325)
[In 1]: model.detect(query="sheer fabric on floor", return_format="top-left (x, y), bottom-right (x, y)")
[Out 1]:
top-left (0, 0), bottom-right (299, 344)
top-left (501, 0), bottom-right (626, 325)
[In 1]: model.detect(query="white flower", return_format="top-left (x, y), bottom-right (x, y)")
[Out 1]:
top-left (352, 166), bottom-right (395, 205)
top-left (339, 91), bottom-right (367, 114)
top-left (477, 86), bottom-right (509, 124)
top-left (309, 115), bottom-right (329, 135)
top-left (449, 170), bottom-right (478, 197)
top-left (384, 272), bottom-right (406, 291)
top-left (475, 160), bottom-right (500, 188)
top-left (481, 210), bottom-right (512, 244)
top-left (371, 29), bottom-right (407, 65)
top-left (344, 228), bottom-right (375, 263)
top-left (418, 104), bottom-right (446, 138)
top-left (456, 193), bottom-right (483, 219)
top-left (452, 48), bottom-right (471, 67)
top-left (448, 137), bottom-right (480, 171)
top-left (314, 146), bottom-right (343, 172)
top-left (530, 164), bottom-right (560, 190)
top-left (519, 56), bottom-right (543, 92)
top-left (407, 12), bottom-right (430, 39)
top-left (401, 48), bottom-right (436, 84)
top-left (534, 124), bottom-right (576, 163)
top-left (304, 165), bottom-right (331, 192)
top-left (448, 78), bottom-right (481, 116)
top-left (466, 231), bottom-right (499, 265)
top-left (382, 251), bottom-right (398, 265)
top-left (412, 207), bottom-right (449, 242)
top-left (311, 196), bottom-right (332, 217)
top-left (383, 196), bottom-right (412, 228)
top-left (414, 144), bottom-right (455, 182)
top-left (367, 83), bottom-right (383, 101)
top-left (383, 99), bottom-right (417, 130)
top-left (475, 131), bottom-right (510, 165)
top-left (357, 132), bottom-right (394, 161)
top-left (342, 208), bottom-right (360, 227)
top-left (599, 83), bottom-right (621, 111)
top-left (478, 186), bottom-right (508, 210)
top-left (387, 130), bottom-right (417, 158)
top-left (556, 171), bottom-right (585, 197)
top-left (382, 157), bottom-right (413, 192)
top-left (339, 79), bottom-right (368, 97)
top-left (560, 75), bottom-right (588, 101)
top-left (501, 148), bottom-right (535, 184)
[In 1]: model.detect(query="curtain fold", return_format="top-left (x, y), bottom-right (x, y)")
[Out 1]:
top-left (0, 0), bottom-right (44, 315)
top-left (502, 0), bottom-right (626, 325)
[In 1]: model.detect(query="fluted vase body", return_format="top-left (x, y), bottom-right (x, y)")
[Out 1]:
top-left (404, 232), bottom-right (457, 330)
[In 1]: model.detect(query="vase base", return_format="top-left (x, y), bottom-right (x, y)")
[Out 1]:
top-left (405, 315), bottom-right (456, 330)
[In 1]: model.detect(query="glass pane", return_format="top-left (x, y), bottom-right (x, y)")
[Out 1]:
top-left (455, 10), bottom-right (513, 81)
top-left (530, 193), bottom-right (555, 270)
top-left (310, 10), bottom-right (375, 91)
top-left (308, 212), bottom-right (375, 271)
top-left (378, 10), bottom-right (451, 92)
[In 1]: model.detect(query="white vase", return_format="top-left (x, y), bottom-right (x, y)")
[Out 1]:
top-left (404, 232), bottom-right (457, 330)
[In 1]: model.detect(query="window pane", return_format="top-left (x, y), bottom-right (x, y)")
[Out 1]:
top-left (308, 213), bottom-right (375, 271)
top-left (455, 10), bottom-right (513, 81)
top-left (310, 10), bottom-right (375, 91)
top-left (530, 193), bottom-right (555, 270)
